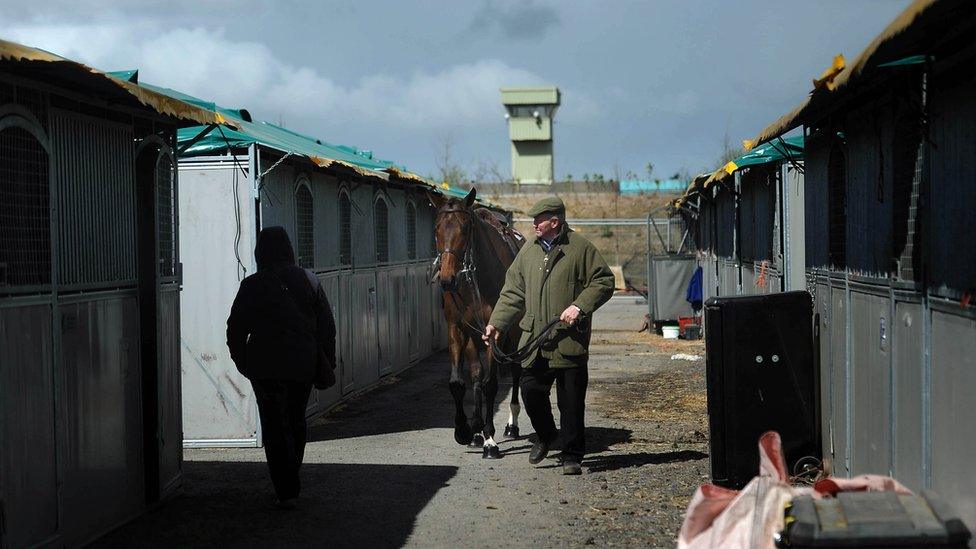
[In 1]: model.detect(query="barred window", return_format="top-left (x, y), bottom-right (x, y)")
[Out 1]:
top-left (0, 124), bottom-right (50, 288)
top-left (339, 190), bottom-right (352, 265)
top-left (374, 197), bottom-right (389, 263)
top-left (406, 201), bottom-right (417, 260)
top-left (892, 109), bottom-right (923, 280)
top-left (56, 112), bottom-right (136, 287)
top-left (295, 181), bottom-right (314, 268)
top-left (156, 152), bottom-right (177, 278)
top-left (827, 142), bottom-right (846, 268)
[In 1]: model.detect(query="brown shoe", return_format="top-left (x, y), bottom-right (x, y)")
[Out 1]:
top-left (529, 440), bottom-right (551, 464)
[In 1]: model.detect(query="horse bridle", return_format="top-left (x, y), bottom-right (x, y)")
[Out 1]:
top-left (429, 207), bottom-right (478, 287)
top-left (430, 206), bottom-right (497, 337)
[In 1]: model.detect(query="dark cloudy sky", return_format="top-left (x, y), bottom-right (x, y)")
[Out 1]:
top-left (3, 0), bottom-right (912, 180)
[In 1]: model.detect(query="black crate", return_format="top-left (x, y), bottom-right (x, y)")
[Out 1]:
top-left (704, 291), bottom-right (820, 489)
top-left (780, 491), bottom-right (971, 547)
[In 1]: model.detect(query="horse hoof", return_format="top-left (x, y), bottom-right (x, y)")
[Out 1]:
top-left (482, 445), bottom-right (502, 459)
top-left (454, 425), bottom-right (473, 446)
top-left (504, 425), bottom-right (520, 439)
top-left (469, 434), bottom-right (484, 448)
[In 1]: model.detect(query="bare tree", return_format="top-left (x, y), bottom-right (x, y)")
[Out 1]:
top-left (717, 132), bottom-right (744, 167)
top-left (434, 134), bottom-right (467, 187)
top-left (471, 158), bottom-right (508, 185)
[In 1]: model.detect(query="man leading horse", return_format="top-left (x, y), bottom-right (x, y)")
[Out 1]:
top-left (484, 196), bottom-right (615, 475)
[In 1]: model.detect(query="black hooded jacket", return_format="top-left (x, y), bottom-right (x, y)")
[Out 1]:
top-left (226, 227), bottom-right (337, 381)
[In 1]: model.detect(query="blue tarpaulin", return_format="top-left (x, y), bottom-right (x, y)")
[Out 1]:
top-left (686, 266), bottom-right (703, 311)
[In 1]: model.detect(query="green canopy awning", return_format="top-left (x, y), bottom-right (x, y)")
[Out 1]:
top-left (731, 135), bottom-right (804, 170)
top-left (108, 71), bottom-right (406, 175)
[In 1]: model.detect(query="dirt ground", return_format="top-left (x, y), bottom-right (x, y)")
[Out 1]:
top-left (96, 298), bottom-right (709, 548)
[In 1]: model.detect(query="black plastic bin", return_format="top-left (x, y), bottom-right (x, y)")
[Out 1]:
top-left (780, 491), bottom-right (971, 547)
top-left (704, 291), bottom-right (820, 489)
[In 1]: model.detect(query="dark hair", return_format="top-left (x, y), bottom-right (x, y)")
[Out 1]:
top-left (254, 226), bottom-right (296, 271)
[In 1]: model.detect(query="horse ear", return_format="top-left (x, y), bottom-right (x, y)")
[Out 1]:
top-left (464, 187), bottom-right (477, 207)
top-left (427, 190), bottom-right (446, 209)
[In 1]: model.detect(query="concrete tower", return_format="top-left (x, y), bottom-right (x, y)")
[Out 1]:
top-left (501, 86), bottom-right (560, 185)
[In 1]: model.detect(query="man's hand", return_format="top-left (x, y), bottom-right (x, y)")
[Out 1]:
top-left (483, 324), bottom-right (501, 346)
top-left (560, 304), bottom-right (582, 326)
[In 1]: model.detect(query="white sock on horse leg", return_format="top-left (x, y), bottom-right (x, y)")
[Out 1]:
top-left (508, 403), bottom-right (521, 427)
top-left (484, 436), bottom-right (497, 448)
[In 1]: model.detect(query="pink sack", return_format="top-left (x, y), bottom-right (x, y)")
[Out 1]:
top-left (678, 432), bottom-right (796, 549)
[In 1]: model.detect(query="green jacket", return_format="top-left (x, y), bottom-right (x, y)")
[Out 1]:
top-left (489, 224), bottom-right (615, 368)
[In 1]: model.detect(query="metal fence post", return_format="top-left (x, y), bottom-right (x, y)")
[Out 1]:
top-left (646, 213), bottom-right (653, 322)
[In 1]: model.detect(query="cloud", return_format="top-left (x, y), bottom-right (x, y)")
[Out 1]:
top-left (468, 0), bottom-right (560, 40)
top-left (5, 20), bottom-right (552, 131)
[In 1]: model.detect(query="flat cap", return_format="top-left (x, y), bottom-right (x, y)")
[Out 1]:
top-left (526, 196), bottom-right (566, 218)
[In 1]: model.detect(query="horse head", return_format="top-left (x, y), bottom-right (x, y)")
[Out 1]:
top-left (434, 188), bottom-right (478, 292)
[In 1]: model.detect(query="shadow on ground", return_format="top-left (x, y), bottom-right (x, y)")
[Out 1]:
top-left (94, 461), bottom-right (457, 548)
top-left (504, 426), bottom-right (634, 458)
top-left (309, 352), bottom-right (520, 443)
top-left (584, 450), bottom-right (708, 473)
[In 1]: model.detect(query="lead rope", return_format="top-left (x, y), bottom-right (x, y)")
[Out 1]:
top-left (456, 263), bottom-right (568, 366)
top-left (488, 317), bottom-right (564, 365)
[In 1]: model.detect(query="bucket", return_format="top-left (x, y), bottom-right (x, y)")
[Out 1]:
top-left (678, 316), bottom-right (700, 337)
top-left (662, 325), bottom-right (680, 339)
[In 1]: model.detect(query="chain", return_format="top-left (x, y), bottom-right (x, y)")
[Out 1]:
top-left (257, 151), bottom-right (294, 190)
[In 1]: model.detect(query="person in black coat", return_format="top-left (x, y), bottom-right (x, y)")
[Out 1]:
top-left (227, 226), bottom-right (337, 508)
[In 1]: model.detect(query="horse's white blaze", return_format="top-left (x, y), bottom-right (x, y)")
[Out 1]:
top-left (484, 436), bottom-right (498, 448)
top-left (508, 403), bottom-right (521, 427)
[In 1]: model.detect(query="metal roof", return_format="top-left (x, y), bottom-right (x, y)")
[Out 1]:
top-left (0, 38), bottom-right (235, 128)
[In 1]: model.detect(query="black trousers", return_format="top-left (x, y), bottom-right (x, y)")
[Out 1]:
top-left (520, 357), bottom-right (589, 461)
top-left (252, 380), bottom-right (313, 500)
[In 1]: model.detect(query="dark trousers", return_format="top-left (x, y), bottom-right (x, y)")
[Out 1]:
top-left (252, 380), bottom-right (313, 500)
top-left (520, 357), bottom-right (589, 461)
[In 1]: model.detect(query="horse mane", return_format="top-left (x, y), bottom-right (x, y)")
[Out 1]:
top-left (440, 197), bottom-right (523, 301)
top-left (474, 207), bottom-right (524, 255)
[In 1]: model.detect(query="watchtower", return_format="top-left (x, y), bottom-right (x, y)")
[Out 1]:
top-left (501, 86), bottom-right (560, 185)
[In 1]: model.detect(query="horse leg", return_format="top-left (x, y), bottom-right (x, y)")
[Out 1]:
top-left (504, 363), bottom-right (522, 439)
top-left (481, 361), bottom-right (501, 459)
top-left (449, 325), bottom-right (472, 445)
top-left (465, 338), bottom-right (485, 447)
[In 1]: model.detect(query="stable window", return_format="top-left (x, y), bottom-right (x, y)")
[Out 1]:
top-left (339, 190), bottom-right (352, 265)
top-left (406, 201), bottom-right (417, 260)
top-left (0, 121), bottom-right (50, 289)
top-left (892, 109), bottom-right (923, 280)
top-left (157, 152), bottom-right (177, 278)
top-left (374, 196), bottom-right (389, 263)
top-left (827, 141), bottom-right (847, 268)
top-left (295, 180), bottom-right (314, 268)
top-left (56, 111), bottom-right (136, 288)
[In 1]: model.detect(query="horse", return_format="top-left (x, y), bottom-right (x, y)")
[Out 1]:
top-left (431, 187), bottom-right (524, 459)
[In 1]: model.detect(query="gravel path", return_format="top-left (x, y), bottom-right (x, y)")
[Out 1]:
top-left (96, 298), bottom-right (709, 548)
